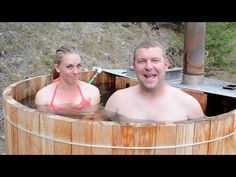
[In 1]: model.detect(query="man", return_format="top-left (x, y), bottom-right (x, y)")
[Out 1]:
top-left (105, 40), bottom-right (204, 123)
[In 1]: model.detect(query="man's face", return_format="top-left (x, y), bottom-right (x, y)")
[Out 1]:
top-left (133, 47), bottom-right (168, 91)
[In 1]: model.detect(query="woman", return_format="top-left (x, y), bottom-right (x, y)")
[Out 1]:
top-left (35, 45), bottom-right (100, 115)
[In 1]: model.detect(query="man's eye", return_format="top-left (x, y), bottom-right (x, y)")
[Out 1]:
top-left (138, 60), bottom-right (145, 63)
top-left (152, 58), bottom-right (161, 62)
top-left (67, 66), bottom-right (73, 69)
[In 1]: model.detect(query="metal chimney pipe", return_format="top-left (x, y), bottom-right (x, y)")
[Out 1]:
top-left (182, 22), bottom-right (206, 85)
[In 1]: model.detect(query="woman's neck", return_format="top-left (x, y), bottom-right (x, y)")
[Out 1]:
top-left (57, 78), bottom-right (79, 91)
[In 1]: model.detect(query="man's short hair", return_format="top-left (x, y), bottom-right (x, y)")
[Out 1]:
top-left (134, 39), bottom-right (166, 61)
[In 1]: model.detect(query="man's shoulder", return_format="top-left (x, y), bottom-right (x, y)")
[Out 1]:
top-left (108, 86), bottom-right (135, 104)
top-left (114, 85), bottom-right (136, 96)
top-left (169, 86), bottom-right (197, 101)
top-left (174, 88), bottom-right (202, 107)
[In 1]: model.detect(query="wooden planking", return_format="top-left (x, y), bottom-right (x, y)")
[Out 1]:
top-left (129, 125), bottom-right (139, 155)
top-left (3, 116), bottom-right (9, 154)
top-left (18, 107), bottom-right (31, 154)
top-left (175, 121), bottom-right (195, 154)
top-left (192, 118), bottom-right (210, 154)
top-left (221, 112), bottom-right (235, 154)
top-left (232, 111), bottom-right (236, 154)
top-left (91, 121), bottom-right (113, 154)
top-left (5, 120), bottom-right (12, 154)
top-left (44, 75), bottom-right (53, 86)
top-left (39, 115), bottom-right (73, 155)
top-left (81, 71), bottom-right (116, 85)
top-left (129, 79), bottom-right (139, 86)
top-left (39, 75), bottom-right (52, 89)
top-left (155, 123), bottom-right (177, 154)
top-left (4, 98), bottom-right (15, 154)
top-left (81, 71), bottom-right (95, 82)
top-left (14, 81), bottom-right (29, 102)
top-left (115, 76), bottom-right (139, 90)
top-left (72, 120), bottom-right (93, 154)
top-left (112, 124), bottom-right (138, 155)
top-left (34, 76), bottom-right (44, 94)
top-left (29, 111), bottom-right (42, 154)
top-left (28, 77), bottom-right (37, 97)
top-left (134, 125), bottom-right (156, 154)
top-left (115, 77), bottom-right (127, 90)
top-left (22, 80), bottom-right (29, 101)
top-left (9, 102), bottom-right (19, 154)
top-left (17, 107), bottom-right (41, 154)
top-left (40, 114), bottom-right (55, 154)
top-left (51, 115), bottom-right (72, 155)
top-left (17, 109), bottom-right (41, 154)
top-left (14, 82), bottom-right (23, 102)
top-left (182, 89), bottom-right (207, 114)
top-left (207, 115), bottom-right (226, 154)
top-left (111, 124), bottom-right (124, 154)
top-left (96, 71), bottom-right (115, 85)
top-left (3, 98), bottom-right (10, 154)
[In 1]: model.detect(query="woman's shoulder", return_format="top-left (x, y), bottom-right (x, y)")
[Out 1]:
top-left (36, 82), bottom-right (55, 98)
top-left (35, 83), bottom-right (55, 105)
top-left (79, 81), bottom-right (100, 96)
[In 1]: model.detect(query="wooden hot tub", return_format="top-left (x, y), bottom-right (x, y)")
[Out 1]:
top-left (2, 71), bottom-right (236, 154)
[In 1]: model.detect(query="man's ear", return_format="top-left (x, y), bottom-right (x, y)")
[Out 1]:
top-left (165, 58), bottom-right (174, 69)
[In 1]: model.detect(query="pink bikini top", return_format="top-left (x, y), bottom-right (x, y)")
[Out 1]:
top-left (49, 78), bottom-right (89, 113)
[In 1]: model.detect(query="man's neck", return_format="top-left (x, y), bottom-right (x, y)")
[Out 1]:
top-left (139, 82), bottom-right (167, 97)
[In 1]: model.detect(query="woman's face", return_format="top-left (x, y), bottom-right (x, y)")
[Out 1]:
top-left (55, 53), bottom-right (82, 84)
